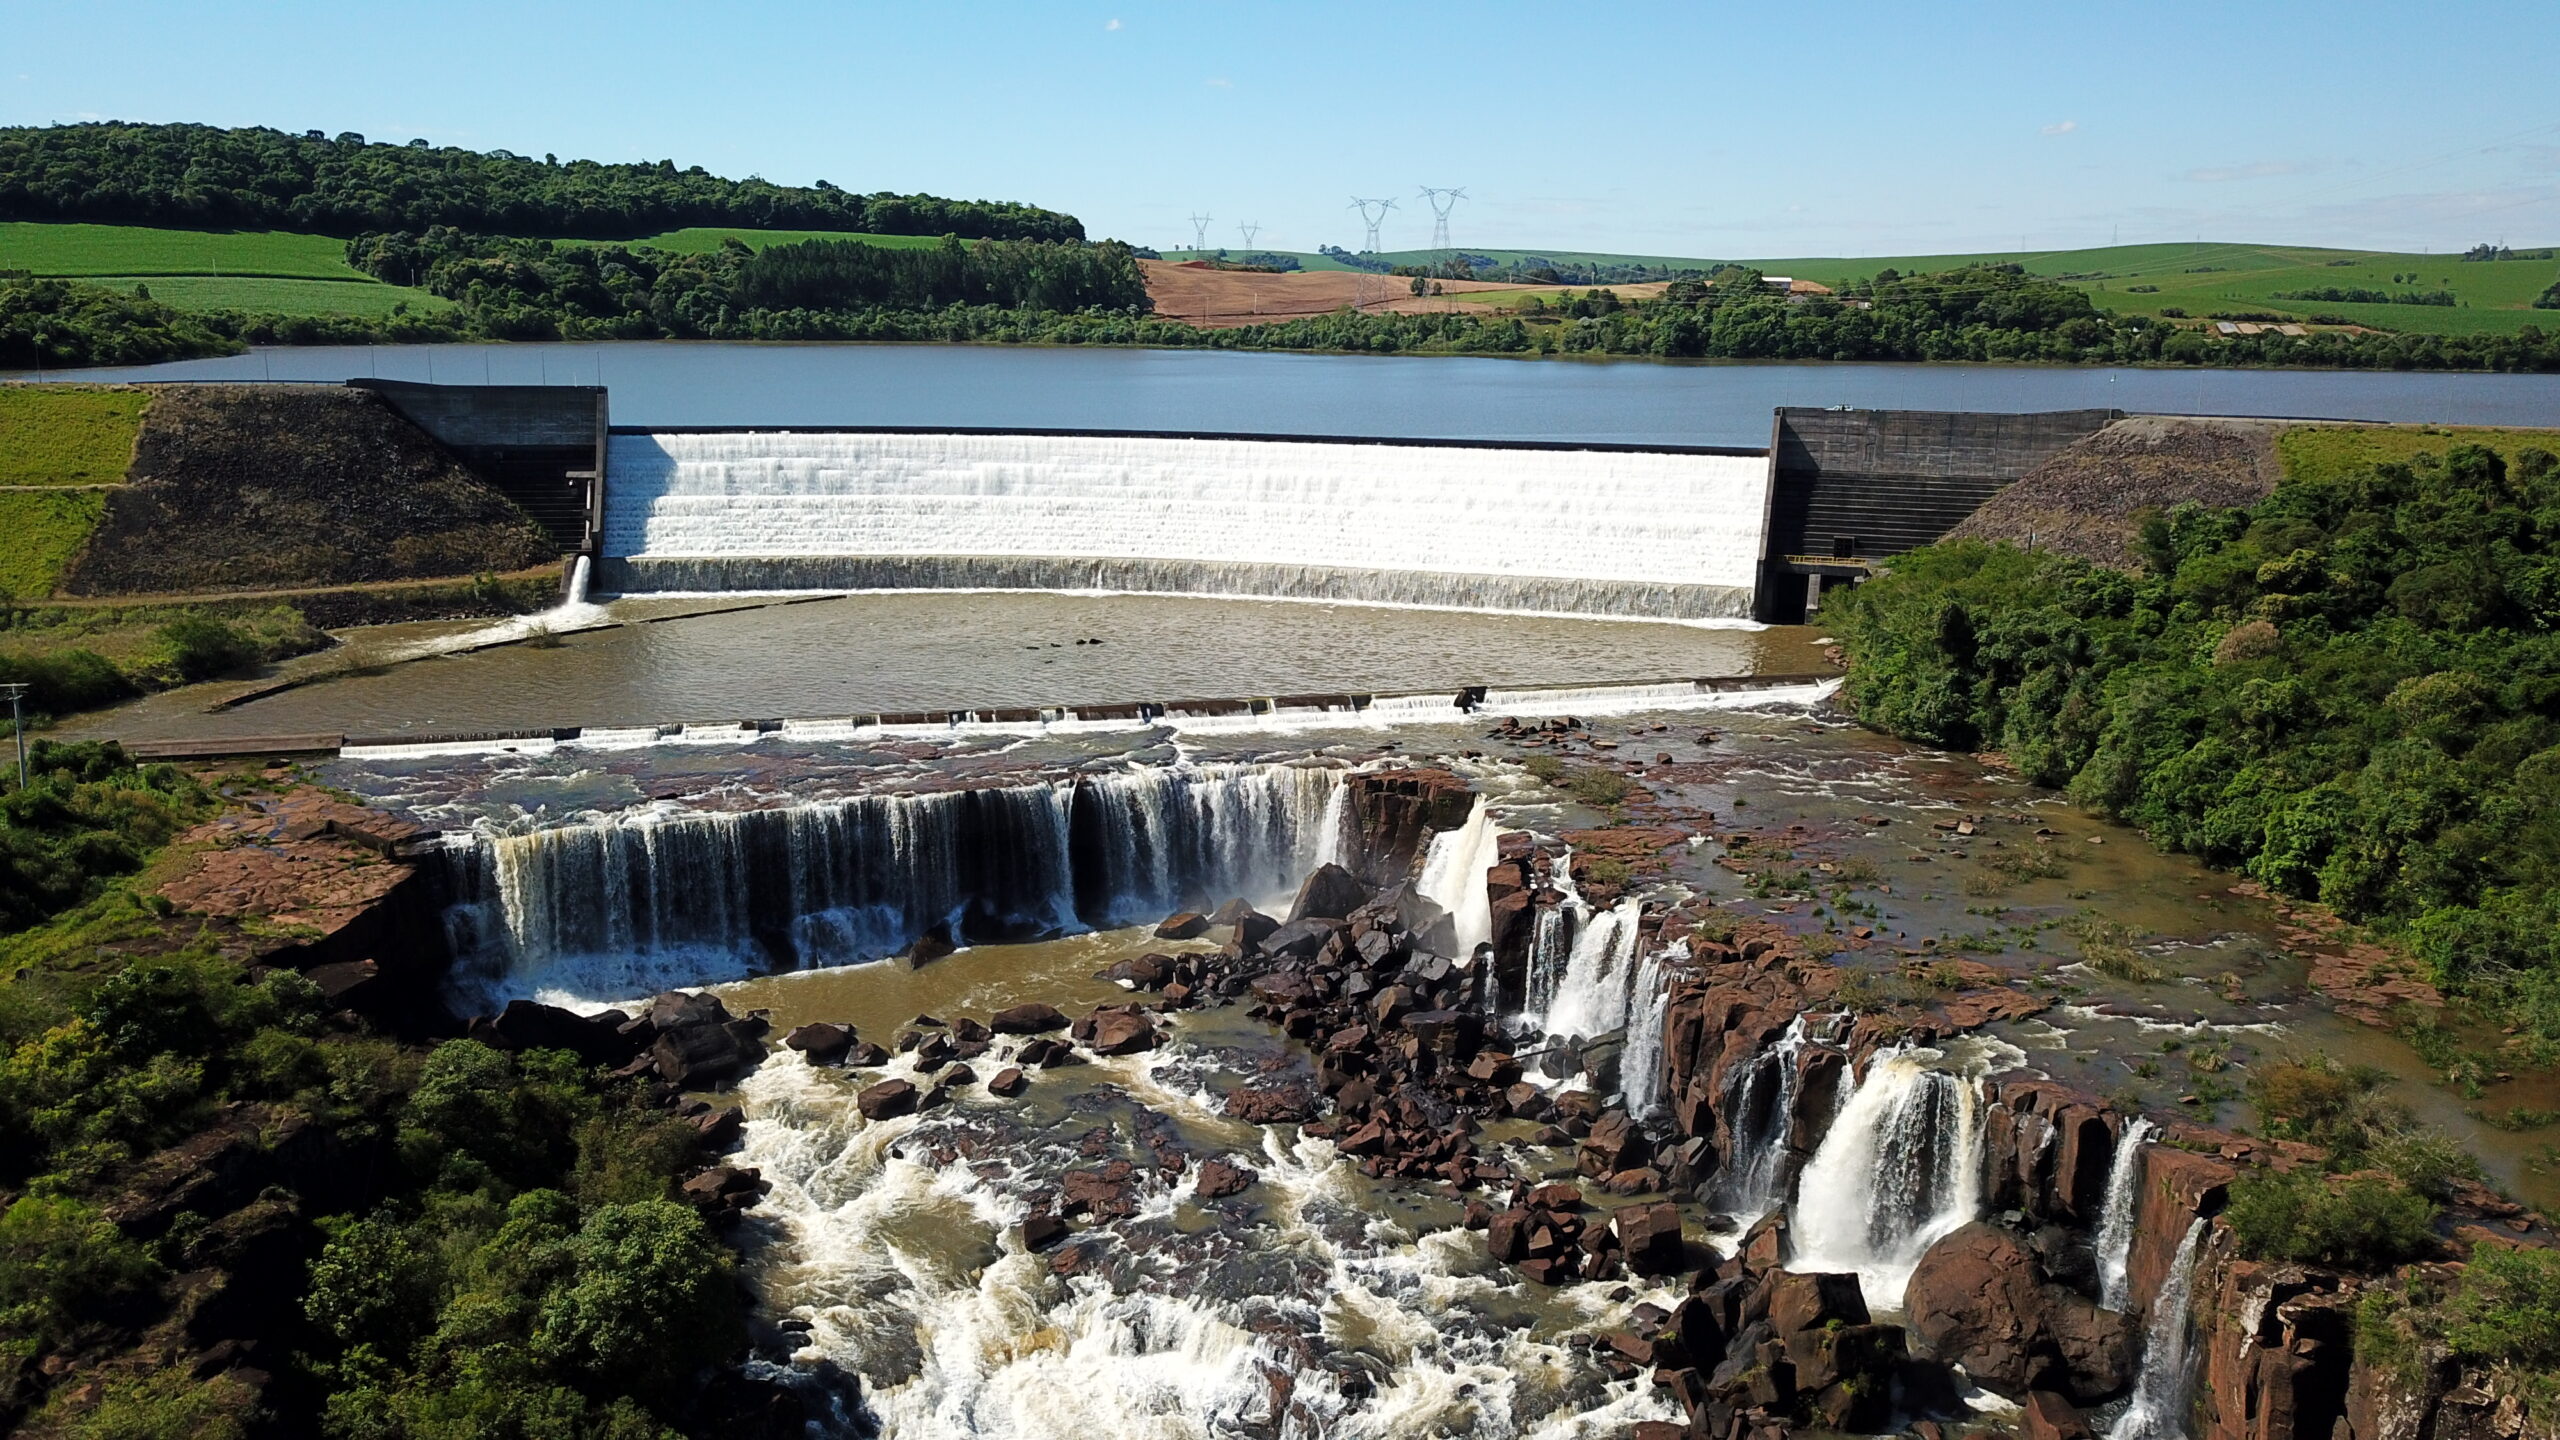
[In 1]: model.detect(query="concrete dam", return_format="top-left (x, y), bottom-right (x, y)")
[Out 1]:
top-left (594, 428), bottom-right (1778, 621)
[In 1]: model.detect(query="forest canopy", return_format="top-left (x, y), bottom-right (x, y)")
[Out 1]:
top-left (0, 121), bottom-right (1084, 241)
top-left (1829, 442), bottom-right (2560, 1041)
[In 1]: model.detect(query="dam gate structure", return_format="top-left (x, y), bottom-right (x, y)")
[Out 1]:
top-left (257, 382), bottom-right (2159, 623)
top-left (1755, 406), bottom-right (2123, 622)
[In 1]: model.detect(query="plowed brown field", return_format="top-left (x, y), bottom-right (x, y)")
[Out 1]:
top-left (1138, 260), bottom-right (1667, 329)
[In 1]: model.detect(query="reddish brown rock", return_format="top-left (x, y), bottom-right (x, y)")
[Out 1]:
top-left (2024, 1391), bottom-right (2093, 1440)
top-left (1225, 1080), bottom-right (1318, 1125)
top-left (1085, 1007), bottom-right (1158, 1056)
top-left (987, 1066), bottom-right (1027, 1097)
top-left (990, 1003), bottom-right (1070, 1034)
top-left (1615, 1201), bottom-right (1686, 1276)
top-left (856, 1079), bottom-right (918, 1121)
top-left (1155, 911), bottom-right (1212, 940)
top-left (1903, 1222), bottom-right (2133, 1403)
top-left (1194, 1157), bottom-right (1257, 1200)
top-left (783, 1022), bottom-right (855, 1061)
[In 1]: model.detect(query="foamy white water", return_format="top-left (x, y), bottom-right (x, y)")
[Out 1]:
top-left (2094, 1117), bottom-right (2157, 1312)
top-left (1789, 1044), bottom-right (1991, 1308)
top-left (1417, 796), bottom-right (1503, 959)
top-left (2108, 1218), bottom-right (2209, 1440)
top-left (1538, 897), bottom-right (1642, 1042)
top-left (601, 430), bottom-right (1772, 619)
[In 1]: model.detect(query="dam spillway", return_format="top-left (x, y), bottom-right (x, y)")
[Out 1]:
top-left (595, 428), bottom-right (1776, 620)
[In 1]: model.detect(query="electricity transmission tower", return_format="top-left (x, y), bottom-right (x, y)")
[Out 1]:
top-left (1418, 186), bottom-right (1466, 251)
top-left (1348, 196), bottom-right (1396, 254)
top-left (1189, 213), bottom-right (1214, 253)
top-left (1238, 221), bottom-right (1260, 250)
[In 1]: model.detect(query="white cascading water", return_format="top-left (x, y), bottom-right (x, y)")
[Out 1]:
top-left (440, 762), bottom-right (1346, 1007)
top-left (2108, 1217), bottom-right (2209, 1440)
top-left (1538, 897), bottom-right (1643, 1043)
top-left (1713, 1015), bottom-right (1814, 1218)
top-left (1415, 797), bottom-right (1502, 960)
top-left (1614, 940), bottom-right (1684, 1119)
top-left (598, 430), bottom-right (1771, 620)
top-left (565, 552), bottom-right (592, 605)
top-left (1788, 1045), bottom-right (1988, 1308)
top-left (734, 1051), bottom-right (1683, 1439)
top-left (2094, 1117), bottom-right (2158, 1312)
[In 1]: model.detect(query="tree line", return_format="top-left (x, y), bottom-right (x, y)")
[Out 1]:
top-left (0, 122), bottom-right (1084, 241)
top-left (10, 253), bottom-right (2560, 372)
top-left (1828, 442), bottom-right (2560, 1047)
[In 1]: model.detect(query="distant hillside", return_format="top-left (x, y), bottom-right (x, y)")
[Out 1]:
top-left (0, 121), bottom-right (1084, 242)
top-left (1163, 240), bottom-right (2560, 338)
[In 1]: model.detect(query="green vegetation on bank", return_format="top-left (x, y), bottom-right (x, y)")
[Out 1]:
top-left (0, 221), bottom-right (374, 280)
top-left (0, 743), bottom-right (753, 1434)
top-left (0, 121), bottom-right (1083, 241)
top-left (0, 605), bottom-right (324, 717)
top-left (0, 489), bottom-right (107, 594)
top-left (0, 384), bottom-right (143, 484)
top-left (1830, 438), bottom-right (2560, 1046)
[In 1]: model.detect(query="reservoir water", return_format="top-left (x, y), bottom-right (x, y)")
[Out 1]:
top-left (27, 340), bottom-right (2560, 445)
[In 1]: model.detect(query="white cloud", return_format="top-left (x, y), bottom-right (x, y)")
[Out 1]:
top-left (2041, 120), bottom-right (2078, 136)
top-left (1104, 17), bottom-right (1121, 29)
top-left (1205, 76), bottom-right (1231, 88)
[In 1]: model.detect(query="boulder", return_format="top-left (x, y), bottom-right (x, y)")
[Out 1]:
top-left (1903, 1222), bottom-right (2134, 1402)
top-left (1768, 1271), bottom-right (1871, 1334)
top-left (1021, 1212), bottom-right (1068, 1251)
top-left (990, 1003), bottom-right (1070, 1035)
top-left (1615, 1201), bottom-right (1686, 1276)
top-left (783, 1022), bottom-right (855, 1062)
top-left (1579, 1109), bottom-right (1652, 1178)
top-left (1287, 862), bottom-right (1370, 922)
top-left (1085, 1009), bottom-right (1158, 1056)
top-left (1225, 1080), bottom-right (1319, 1125)
top-left (488, 999), bottom-right (645, 1068)
top-left (1259, 917), bottom-right (1342, 961)
top-left (855, 1079), bottom-right (919, 1121)
top-left (652, 1020), bottom-right (766, 1088)
top-left (2025, 1391), bottom-right (2094, 1440)
top-left (1194, 1158), bottom-right (1256, 1199)
top-left (1156, 912), bottom-right (1212, 940)
top-left (1488, 1208), bottom-right (1533, 1262)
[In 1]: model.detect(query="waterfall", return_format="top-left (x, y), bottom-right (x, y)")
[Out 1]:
top-left (598, 429), bottom-right (1772, 621)
top-left (1415, 797), bottom-right (1501, 959)
top-left (1714, 1015), bottom-right (1815, 1217)
top-left (2094, 1118), bottom-right (2157, 1312)
top-left (1789, 1045), bottom-right (1986, 1308)
top-left (1539, 897), bottom-right (1642, 1043)
top-left (1615, 940), bottom-right (1685, 1119)
top-left (441, 762), bottom-right (1345, 1007)
top-left (565, 553), bottom-right (593, 605)
top-left (2107, 1218), bottom-right (2209, 1440)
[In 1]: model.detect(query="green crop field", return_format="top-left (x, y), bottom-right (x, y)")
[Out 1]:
top-left (1173, 239), bottom-right (2560, 336)
top-left (86, 275), bottom-right (452, 317)
top-left (2280, 423), bottom-right (2560, 486)
top-left (0, 221), bottom-right (367, 279)
top-left (574, 227), bottom-right (947, 254)
top-left (0, 385), bottom-right (146, 486)
top-left (0, 489), bottom-right (107, 595)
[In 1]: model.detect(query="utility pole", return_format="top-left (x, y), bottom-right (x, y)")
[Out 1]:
top-left (1349, 196), bottom-right (1397, 255)
top-left (1190, 213), bottom-right (1214, 254)
top-left (1418, 186), bottom-right (1467, 252)
top-left (2, 682), bottom-right (25, 789)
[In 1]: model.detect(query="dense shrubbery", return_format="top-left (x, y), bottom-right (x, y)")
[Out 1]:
top-left (1830, 443), bottom-right (2560, 1037)
top-left (0, 740), bottom-right (205, 932)
top-left (0, 277), bottom-right (243, 368)
top-left (0, 605), bottom-right (321, 719)
top-left (0, 121), bottom-right (1082, 241)
top-left (2225, 1168), bottom-right (2441, 1269)
top-left (0, 747), bottom-right (747, 1434)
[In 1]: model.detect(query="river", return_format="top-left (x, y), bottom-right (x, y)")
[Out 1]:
top-left (22, 341), bottom-right (2560, 445)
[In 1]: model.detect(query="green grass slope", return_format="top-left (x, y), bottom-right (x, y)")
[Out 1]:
top-left (0, 386), bottom-right (146, 485)
top-left (570, 226), bottom-right (946, 254)
top-left (0, 221), bottom-right (366, 279)
top-left (2280, 423), bottom-right (2560, 485)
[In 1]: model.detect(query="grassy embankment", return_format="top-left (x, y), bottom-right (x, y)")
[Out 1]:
top-left (1166, 239), bottom-right (2560, 337)
top-left (0, 220), bottom-right (450, 317)
top-left (0, 385), bottom-right (558, 724)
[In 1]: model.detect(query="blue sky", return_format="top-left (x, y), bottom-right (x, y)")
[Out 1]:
top-left (9, 0), bottom-right (2557, 258)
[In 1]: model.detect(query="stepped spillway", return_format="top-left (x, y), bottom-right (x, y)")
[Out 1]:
top-left (597, 429), bottom-right (1774, 619)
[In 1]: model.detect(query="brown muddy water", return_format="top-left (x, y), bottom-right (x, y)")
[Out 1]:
top-left (70, 590), bottom-right (1832, 742)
